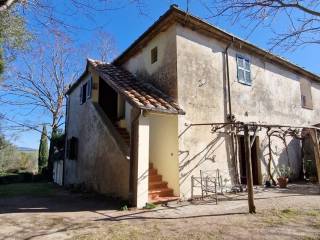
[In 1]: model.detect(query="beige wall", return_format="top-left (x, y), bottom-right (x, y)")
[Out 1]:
top-left (148, 113), bottom-right (180, 196)
top-left (175, 24), bottom-right (320, 198)
top-left (64, 72), bottom-right (130, 199)
top-left (123, 25), bottom-right (178, 98)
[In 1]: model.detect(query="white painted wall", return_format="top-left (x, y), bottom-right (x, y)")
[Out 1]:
top-left (136, 115), bottom-right (150, 208)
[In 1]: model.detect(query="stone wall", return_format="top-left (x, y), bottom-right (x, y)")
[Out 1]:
top-left (64, 73), bottom-right (130, 199)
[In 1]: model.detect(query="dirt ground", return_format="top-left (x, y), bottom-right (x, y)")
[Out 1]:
top-left (0, 183), bottom-right (319, 240)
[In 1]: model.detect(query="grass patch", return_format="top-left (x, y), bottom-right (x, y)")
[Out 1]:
top-left (0, 182), bottom-right (56, 197)
top-left (143, 202), bottom-right (157, 209)
top-left (278, 208), bottom-right (299, 219)
top-left (306, 210), bottom-right (320, 217)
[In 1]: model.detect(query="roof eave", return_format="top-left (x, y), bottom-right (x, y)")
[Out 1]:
top-left (113, 5), bottom-right (320, 82)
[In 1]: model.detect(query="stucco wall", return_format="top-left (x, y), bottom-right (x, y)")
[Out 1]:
top-left (123, 25), bottom-right (178, 99)
top-left (148, 113), bottom-right (180, 195)
top-left (64, 73), bottom-right (130, 199)
top-left (176, 24), bottom-right (320, 198)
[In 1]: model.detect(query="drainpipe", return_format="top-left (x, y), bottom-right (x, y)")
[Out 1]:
top-left (224, 38), bottom-right (240, 185)
top-left (128, 109), bottom-right (143, 206)
top-left (225, 38), bottom-right (234, 121)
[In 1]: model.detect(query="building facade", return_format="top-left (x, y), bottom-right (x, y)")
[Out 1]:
top-left (64, 6), bottom-right (320, 208)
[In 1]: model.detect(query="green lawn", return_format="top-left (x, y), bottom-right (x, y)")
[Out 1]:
top-left (0, 182), bottom-right (56, 197)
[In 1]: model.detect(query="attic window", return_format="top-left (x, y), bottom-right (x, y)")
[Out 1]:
top-left (80, 82), bottom-right (87, 104)
top-left (151, 47), bottom-right (158, 64)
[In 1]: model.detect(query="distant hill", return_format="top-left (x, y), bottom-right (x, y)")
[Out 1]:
top-left (16, 147), bottom-right (37, 152)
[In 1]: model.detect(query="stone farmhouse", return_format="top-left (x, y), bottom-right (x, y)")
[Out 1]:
top-left (64, 5), bottom-right (320, 208)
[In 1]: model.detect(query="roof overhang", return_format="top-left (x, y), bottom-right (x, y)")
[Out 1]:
top-left (114, 5), bottom-right (320, 83)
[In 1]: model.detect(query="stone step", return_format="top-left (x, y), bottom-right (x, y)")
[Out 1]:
top-left (149, 181), bottom-right (168, 190)
top-left (149, 168), bottom-right (157, 175)
top-left (149, 174), bottom-right (162, 182)
top-left (114, 126), bottom-right (130, 146)
top-left (149, 196), bottom-right (180, 204)
top-left (149, 188), bottom-right (174, 198)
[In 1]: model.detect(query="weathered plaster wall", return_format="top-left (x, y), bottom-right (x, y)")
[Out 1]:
top-left (148, 113), bottom-right (180, 195)
top-left (123, 25), bottom-right (178, 99)
top-left (176, 24), bottom-right (320, 198)
top-left (64, 72), bottom-right (130, 199)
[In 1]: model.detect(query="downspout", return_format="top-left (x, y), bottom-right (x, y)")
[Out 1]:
top-left (129, 109), bottom-right (143, 205)
top-left (225, 38), bottom-right (240, 185)
top-left (225, 38), bottom-right (234, 120)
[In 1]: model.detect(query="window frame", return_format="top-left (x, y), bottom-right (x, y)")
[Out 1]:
top-left (236, 55), bottom-right (252, 86)
top-left (87, 77), bottom-right (92, 99)
top-left (151, 46), bottom-right (158, 64)
top-left (80, 82), bottom-right (88, 104)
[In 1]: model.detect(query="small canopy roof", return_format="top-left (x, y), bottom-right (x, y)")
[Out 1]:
top-left (88, 59), bottom-right (185, 115)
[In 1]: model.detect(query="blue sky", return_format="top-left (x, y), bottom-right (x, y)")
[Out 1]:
top-left (5, 0), bottom-right (320, 149)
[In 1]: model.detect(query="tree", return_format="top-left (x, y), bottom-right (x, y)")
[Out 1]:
top-left (0, 3), bottom-right (31, 77)
top-left (0, 35), bottom-right (82, 179)
top-left (203, 0), bottom-right (320, 50)
top-left (38, 124), bottom-right (48, 172)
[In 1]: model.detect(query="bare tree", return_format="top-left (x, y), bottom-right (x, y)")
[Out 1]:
top-left (204, 0), bottom-right (320, 50)
top-left (1, 37), bottom-right (80, 133)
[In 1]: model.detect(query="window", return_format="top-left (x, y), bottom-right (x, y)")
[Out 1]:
top-left (67, 137), bottom-right (78, 160)
top-left (80, 83), bottom-right (87, 104)
top-left (300, 78), bottom-right (313, 109)
top-left (87, 77), bottom-right (92, 99)
top-left (151, 47), bottom-right (158, 64)
top-left (80, 78), bottom-right (93, 104)
top-left (236, 55), bottom-right (251, 85)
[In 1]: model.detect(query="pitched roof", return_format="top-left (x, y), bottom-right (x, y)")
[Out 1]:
top-left (88, 59), bottom-right (185, 115)
top-left (114, 5), bottom-right (320, 82)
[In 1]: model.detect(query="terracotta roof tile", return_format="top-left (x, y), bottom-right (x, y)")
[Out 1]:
top-left (88, 59), bottom-right (185, 115)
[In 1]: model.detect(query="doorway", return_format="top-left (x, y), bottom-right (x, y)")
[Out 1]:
top-left (238, 136), bottom-right (260, 185)
top-left (98, 78), bottom-right (118, 123)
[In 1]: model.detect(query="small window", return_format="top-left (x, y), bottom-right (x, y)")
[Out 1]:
top-left (67, 137), bottom-right (78, 160)
top-left (87, 77), bottom-right (92, 99)
top-left (151, 47), bottom-right (158, 64)
top-left (237, 55), bottom-right (251, 85)
top-left (300, 78), bottom-right (313, 109)
top-left (80, 83), bottom-right (87, 104)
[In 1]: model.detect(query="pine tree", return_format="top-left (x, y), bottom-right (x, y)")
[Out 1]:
top-left (38, 125), bottom-right (48, 172)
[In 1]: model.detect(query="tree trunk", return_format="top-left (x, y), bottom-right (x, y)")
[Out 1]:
top-left (244, 125), bottom-right (256, 214)
top-left (47, 116), bottom-right (58, 181)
